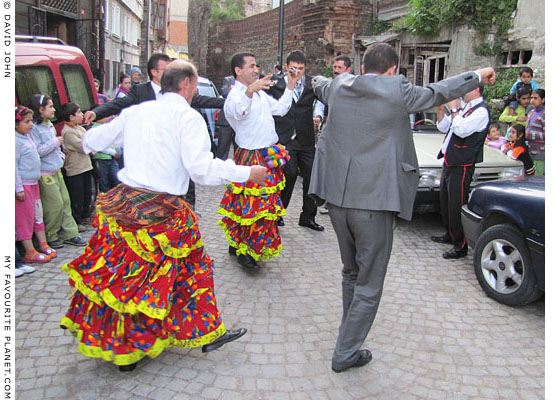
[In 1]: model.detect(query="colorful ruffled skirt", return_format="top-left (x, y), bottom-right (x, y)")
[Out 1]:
top-left (218, 147), bottom-right (285, 261)
top-left (60, 184), bottom-right (225, 366)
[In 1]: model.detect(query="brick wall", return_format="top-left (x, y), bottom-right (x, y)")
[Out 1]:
top-left (206, 0), bottom-right (372, 86)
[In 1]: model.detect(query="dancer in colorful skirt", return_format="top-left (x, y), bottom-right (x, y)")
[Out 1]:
top-left (218, 52), bottom-right (303, 271)
top-left (60, 60), bottom-right (268, 371)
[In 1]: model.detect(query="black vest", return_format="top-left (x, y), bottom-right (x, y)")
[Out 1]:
top-left (437, 101), bottom-right (489, 166)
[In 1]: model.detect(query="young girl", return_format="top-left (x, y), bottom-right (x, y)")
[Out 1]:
top-left (60, 102), bottom-right (94, 232)
top-left (15, 106), bottom-right (57, 263)
top-left (501, 124), bottom-right (535, 175)
top-left (114, 73), bottom-right (131, 98)
top-left (526, 88), bottom-right (545, 175)
top-left (484, 124), bottom-right (507, 150)
top-left (30, 94), bottom-right (86, 249)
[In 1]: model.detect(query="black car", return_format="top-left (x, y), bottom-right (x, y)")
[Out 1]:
top-left (461, 176), bottom-right (545, 306)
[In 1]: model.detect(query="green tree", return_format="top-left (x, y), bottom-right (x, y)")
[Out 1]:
top-left (210, 0), bottom-right (245, 28)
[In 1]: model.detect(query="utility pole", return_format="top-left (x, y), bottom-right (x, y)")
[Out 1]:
top-left (277, 0), bottom-right (284, 67)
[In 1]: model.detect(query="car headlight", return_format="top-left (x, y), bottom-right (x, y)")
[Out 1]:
top-left (499, 166), bottom-right (524, 179)
top-left (418, 168), bottom-right (441, 188)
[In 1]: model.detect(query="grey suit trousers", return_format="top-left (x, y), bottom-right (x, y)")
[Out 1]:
top-left (328, 204), bottom-right (395, 369)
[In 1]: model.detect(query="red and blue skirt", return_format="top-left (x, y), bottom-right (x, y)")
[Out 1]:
top-left (60, 184), bottom-right (225, 366)
top-left (218, 146), bottom-right (285, 260)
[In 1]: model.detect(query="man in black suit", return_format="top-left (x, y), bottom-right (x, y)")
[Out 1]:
top-left (215, 75), bottom-right (237, 160)
top-left (83, 53), bottom-right (224, 208)
top-left (267, 51), bottom-right (324, 231)
top-left (84, 53), bottom-right (224, 123)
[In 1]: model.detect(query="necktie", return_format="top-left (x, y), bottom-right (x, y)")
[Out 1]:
top-left (293, 80), bottom-right (302, 103)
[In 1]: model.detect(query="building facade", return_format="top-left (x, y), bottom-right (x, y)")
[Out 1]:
top-left (103, 0), bottom-right (143, 95)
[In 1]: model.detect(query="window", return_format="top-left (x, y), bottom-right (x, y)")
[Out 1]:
top-left (112, 4), bottom-right (121, 36)
top-left (15, 66), bottom-right (61, 121)
top-left (60, 64), bottom-right (95, 111)
top-left (501, 49), bottom-right (533, 66)
top-left (123, 14), bottom-right (130, 42)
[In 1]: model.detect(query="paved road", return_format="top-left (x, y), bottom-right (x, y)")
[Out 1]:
top-left (15, 181), bottom-right (544, 399)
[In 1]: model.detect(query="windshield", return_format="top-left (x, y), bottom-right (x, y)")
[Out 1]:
top-left (15, 66), bottom-right (61, 122)
top-left (197, 83), bottom-right (218, 97)
top-left (411, 108), bottom-right (439, 132)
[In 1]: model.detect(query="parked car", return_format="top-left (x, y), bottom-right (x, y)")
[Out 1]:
top-left (15, 35), bottom-right (98, 135)
top-left (412, 109), bottom-right (525, 206)
top-left (194, 77), bottom-right (221, 150)
top-left (461, 176), bottom-right (545, 306)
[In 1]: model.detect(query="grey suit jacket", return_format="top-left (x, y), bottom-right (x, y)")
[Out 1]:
top-left (310, 71), bottom-right (480, 221)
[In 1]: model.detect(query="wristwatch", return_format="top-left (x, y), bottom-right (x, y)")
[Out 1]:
top-left (450, 108), bottom-right (460, 114)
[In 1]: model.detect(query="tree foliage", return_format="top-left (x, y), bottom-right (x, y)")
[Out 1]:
top-left (404, 0), bottom-right (518, 38)
top-left (210, 0), bottom-right (245, 28)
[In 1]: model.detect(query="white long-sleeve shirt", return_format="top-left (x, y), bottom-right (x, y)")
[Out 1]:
top-left (82, 92), bottom-right (250, 195)
top-left (224, 80), bottom-right (293, 150)
top-left (437, 97), bottom-right (489, 155)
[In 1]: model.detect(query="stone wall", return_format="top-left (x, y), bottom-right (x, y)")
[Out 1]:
top-left (206, 0), bottom-right (372, 86)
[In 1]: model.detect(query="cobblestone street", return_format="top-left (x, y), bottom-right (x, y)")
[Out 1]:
top-left (14, 181), bottom-right (545, 399)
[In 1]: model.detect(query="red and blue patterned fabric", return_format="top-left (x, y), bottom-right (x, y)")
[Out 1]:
top-left (218, 147), bottom-right (285, 260)
top-left (60, 185), bottom-right (226, 366)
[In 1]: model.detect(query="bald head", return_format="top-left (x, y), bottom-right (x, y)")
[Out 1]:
top-left (161, 60), bottom-right (199, 103)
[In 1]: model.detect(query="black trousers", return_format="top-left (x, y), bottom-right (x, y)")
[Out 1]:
top-left (282, 142), bottom-right (317, 222)
top-left (439, 164), bottom-right (474, 251)
top-left (216, 124), bottom-right (237, 160)
top-left (65, 170), bottom-right (94, 225)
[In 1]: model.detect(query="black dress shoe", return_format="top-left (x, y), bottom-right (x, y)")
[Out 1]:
top-left (430, 234), bottom-right (453, 244)
top-left (201, 328), bottom-right (247, 353)
top-left (277, 216), bottom-right (284, 226)
top-left (332, 349), bottom-right (373, 373)
top-left (229, 246), bottom-right (237, 255)
top-left (442, 247), bottom-right (468, 259)
top-left (238, 254), bottom-right (259, 271)
top-left (118, 362), bottom-right (137, 372)
top-left (298, 219), bottom-right (324, 231)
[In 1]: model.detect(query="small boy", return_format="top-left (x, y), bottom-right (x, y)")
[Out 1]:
top-left (484, 124), bottom-right (507, 150)
top-left (60, 103), bottom-right (94, 232)
top-left (507, 67), bottom-right (539, 115)
top-left (500, 87), bottom-right (531, 130)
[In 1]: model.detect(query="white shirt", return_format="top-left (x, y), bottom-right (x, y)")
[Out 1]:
top-left (224, 80), bottom-right (293, 150)
top-left (151, 81), bottom-right (162, 99)
top-left (82, 92), bottom-right (250, 195)
top-left (437, 97), bottom-right (489, 155)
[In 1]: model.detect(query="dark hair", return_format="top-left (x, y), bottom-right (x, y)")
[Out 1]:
top-left (161, 61), bottom-right (198, 94)
top-left (533, 88), bottom-right (545, 99)
top-left (59, 103), bottom-right (80, 122)
top-left (488, 123), bottom-right (499, 131)
top-left (15, 105), bottom-right (33, 123)
top-left (334, 55), bottom-right (352, 68)
top-left (510, 123), bottom-right (527, 148)
top-left (519, 67), bottom-right (533, 77)
top-left (516, 86), bottom-right (531, 99)
top-left (231, 53), bottom-right (255, 78)
top-left (30, 94), bottom-right (52, 123)
top-left (274, 64), bottom-right (282, 71)
top-left (286, 50), bottom-right (306, 66)
top-left (147, 53), bottom-right (172, 80)
top-left (119, 73), bottom-right (130, 84)
top-left (477, 82), bottom-right (484, 97)
top-left (362, 43), bottom-right (398, 74)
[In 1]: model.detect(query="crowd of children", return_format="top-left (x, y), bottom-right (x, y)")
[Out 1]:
top-left (486, 67), bottom-right (545, 176)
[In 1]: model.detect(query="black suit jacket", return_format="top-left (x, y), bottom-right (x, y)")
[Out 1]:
top-left (266, 74), bottom-right (317, 147)
top-left (93, 81), bottom-right (225, 121)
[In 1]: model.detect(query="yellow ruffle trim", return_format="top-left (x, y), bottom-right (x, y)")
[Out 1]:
top-left (60, 317), bottom-right (226, 366)
top-left (97, 210), bottom-right (204, 262)
top-left (217, 206), bottom-right (285, 227)
top-left (217, 220), bottom-right (282, 261)
top-left (228, 176), bottom-right (286, 196)
top-left (62, 260), bottom-right (210, 320)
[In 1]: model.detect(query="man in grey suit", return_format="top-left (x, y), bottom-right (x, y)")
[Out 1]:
top-left (310, 43), bottom-right (496, 373)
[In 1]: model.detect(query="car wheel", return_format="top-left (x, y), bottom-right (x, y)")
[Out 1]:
top-left (473, 223), bottom-right (543, 306)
